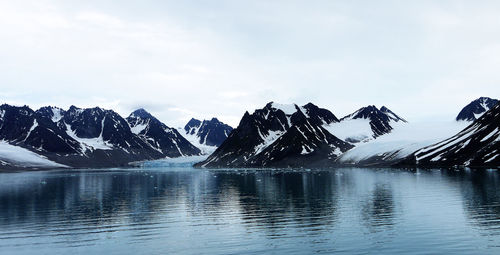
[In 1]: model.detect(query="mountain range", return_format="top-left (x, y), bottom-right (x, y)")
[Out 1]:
top-left (0, 96), bottom-right (498, 170)
top-left (0, 105), bottom-right (232, 169)
top-left (197, 102), bottom-right (403, 167)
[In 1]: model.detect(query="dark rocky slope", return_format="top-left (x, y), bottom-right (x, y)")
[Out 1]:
top-left (182, 117), bottom-right (233, 147)
top-left (127, 109), bottom-right (200, 157)
top-left (196, 102), bottom-right (352, 168)
top-left (405, 102), bottom-right (500, 167)
top-left (0, 104), bottom-right (200, 168)
top-left (456, 97), bottom-right (498, 122)
top-left (340, 105), bottom-right (407, 138)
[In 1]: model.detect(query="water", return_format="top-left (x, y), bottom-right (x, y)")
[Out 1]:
top-left (0, 167), bottom-right (499, 254)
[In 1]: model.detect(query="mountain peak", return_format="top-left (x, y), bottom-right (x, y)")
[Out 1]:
top-left (456, 96), bottom-right (499, 121)
top-left (185, 118), bottom-right (202, 129)
top-left (196, 102), bottom-right (351, 168)
top-left (267, 102), bottom-right (299, 115)
top-left (301, 102), bottom-right (339, 125)
top-left (479, 96), bottom-right (493, 101)
top-left (130, 108), bottom-right (153, 119)
top-left (380, 106), bottom-right (407, 122)
top-left (332, 105), bottom-right (407, 142)
top-left (342, 105), bottom-right (382, 121)
top-left (181, 116), bottom-right (233, 148)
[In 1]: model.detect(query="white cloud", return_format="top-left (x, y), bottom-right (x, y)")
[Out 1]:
top-left (0, 0), bottom-right (499, 128)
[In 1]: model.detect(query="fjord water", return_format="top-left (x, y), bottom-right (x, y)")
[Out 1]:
top-left (0, 166), bottom-right (499, 254)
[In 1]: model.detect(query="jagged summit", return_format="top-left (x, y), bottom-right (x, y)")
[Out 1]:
top-left (126, 109), bottom-right (201, 157)
top-left (341, 105), bottom-right (379, 121)
top-left (129, 108), bottom-right (154, 119)
top-left (180, 117), bottom-right (233, 151)
top-left (341, 105), bottom-right (405, 123)
top-left (266, 102), bottom-right (301, 115)
top-left (185, 118), bottom-right (202, 134)
top-left (196, 102), bottom-right (352, 168)
top-left (380, 106), bottom-right (407, 123)
top-left (456, 97), bottom-right (499, 121)
top-left (324, 105), bottom-right (407, 143)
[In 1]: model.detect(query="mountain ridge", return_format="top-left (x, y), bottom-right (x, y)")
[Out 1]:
top-left (0, 104), bottom-right (201, 168)
top-left (456, 97), bottom-right (498, 122)
top-left (197, 102), bottom-right (353, 168)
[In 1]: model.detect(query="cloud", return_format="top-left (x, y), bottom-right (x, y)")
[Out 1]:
top-left (1, 0), bottom-right (500, 127)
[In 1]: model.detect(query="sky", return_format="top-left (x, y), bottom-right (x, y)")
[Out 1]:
top-left (0, 0), bottom-right (499, 128)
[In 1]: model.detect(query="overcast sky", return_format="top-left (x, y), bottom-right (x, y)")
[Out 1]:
top-left (1, 0), bottom-right (499, 127)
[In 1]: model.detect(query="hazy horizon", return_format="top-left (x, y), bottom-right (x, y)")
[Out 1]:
top-left (1, 0), bottom-right (500, 127)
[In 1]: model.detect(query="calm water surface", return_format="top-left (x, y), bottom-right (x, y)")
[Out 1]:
top-left (0, 166), bottom-right (499, 254)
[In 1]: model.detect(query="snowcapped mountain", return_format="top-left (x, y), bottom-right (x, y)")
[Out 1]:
top-left (60, 106), bottom-right (153, 153)
top-left (179, 117), bottom-right (233, 154)
top-left (338, 121), bottom-right (468, 166)
top-left (0, 104), bottom-right (201, 169)
top-left (456, 97), bottom-right (498, 122)
top-left (2, 98), bottom-right (498, 170)
top-left (410, 103), bottom-right (500, 167)
top-left (127, 109), bottom-right (200, 157)
top-left (0, 104), bottom-right (82, 154)
top-left (323, 105), bottom-right (407, 143)
top-left (196, 102), bottom-right (353, 167)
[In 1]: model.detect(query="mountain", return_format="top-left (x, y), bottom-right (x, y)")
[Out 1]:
top-left (456, 97), bottom-right (499, 121)
top-left (126, 109), bottom-right (200, 157)
top-left (180, 117), bottom-right (233, 154)
top-left (380, 106), bottom-right (407, 123)
top-left (196, 102), bottom-right (353, 168)
top-left (323, 105), bottom-right (407, 143)
top-left (301, 103), bottom-right (340, 125)
top-left (408, 103), bottom-right (500, 167)
top-left (338, 121), bottom-right (468, 167)
top-left (0, 104), bottom-right (201, 169)
top-left (0, 104), bottom-right (82, 154)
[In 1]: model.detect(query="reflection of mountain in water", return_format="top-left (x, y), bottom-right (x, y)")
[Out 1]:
top-left (1, 168), bottom-right (500, 254)
top-left (0, 170), bottom-right (342, 236)
top-left (206, 171), bottom-right (341, 236)
top-left (0, 171), bottom-right (191, 225)
top-left (449, 170), bottom-right (500, 230)
top-left (361, 183), bottom-right (395, 232)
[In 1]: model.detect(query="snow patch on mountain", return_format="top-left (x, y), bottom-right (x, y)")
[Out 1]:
top-left (178, 117), bottom-right (233, 153)
top-left (24, 119), bottom-right (38, 141)
top-left (271, 103), bottom-right (298, 115)
top-left (0, 141), bottom-right (68, 168)
top-left (339, 121), bottom-right (469, 163)
top-left (51, 107), bottom-right (64, 122)
top-left (323, 118), bottom-right (373, 143)
top-left (130, 122), bottom-right (148, 135)
top-left (65, 123), bottom-right (112, 151)
top-left (178, 127), bottom-right (217, 154)
top-left (254, 129), bottom-right (286, 155)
